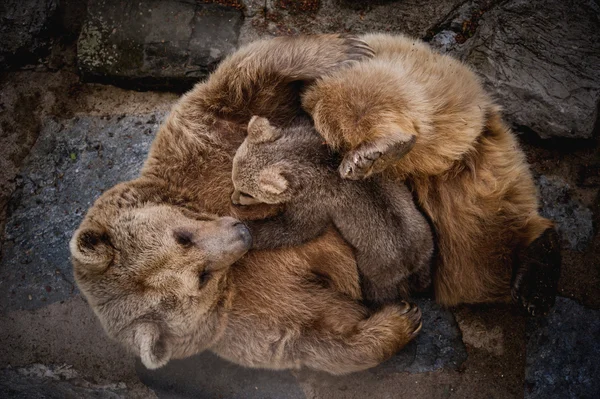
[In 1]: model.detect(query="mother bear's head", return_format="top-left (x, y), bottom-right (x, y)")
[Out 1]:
top-left (70, 178), bottom-right (252, 369)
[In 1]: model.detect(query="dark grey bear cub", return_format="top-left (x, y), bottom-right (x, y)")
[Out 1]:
top-left (231, 116), bottom-right (434, 306)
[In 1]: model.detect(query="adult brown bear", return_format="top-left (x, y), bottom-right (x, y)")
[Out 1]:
top-left (70, 35), bottom-right (423, 374)
top-left (70, 34), bottom-right (559, 373)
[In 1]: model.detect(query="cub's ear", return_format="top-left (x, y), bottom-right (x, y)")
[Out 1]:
top-left (69, 225), bottom-right (114, 272)
top-left (134, 323), bottom-right (172, 370)
top-left (247, 115), bottom-right (280, 143)
top-left (258, 163), bottom-right (291, 196)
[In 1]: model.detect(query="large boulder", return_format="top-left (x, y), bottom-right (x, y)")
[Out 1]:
top-left (78, 0), bottom-right (244, 90)
top-left (447, 0), bottom-right (600, 139)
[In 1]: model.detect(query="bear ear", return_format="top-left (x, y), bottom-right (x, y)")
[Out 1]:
top-left (69, 225), bottom-right (115, 272)
top-left (258, 164), bottom-right (291, 196)
top-left (247, 115), bottom-right (280, 143)
top-left (135, 323), bottom-right (172, 370)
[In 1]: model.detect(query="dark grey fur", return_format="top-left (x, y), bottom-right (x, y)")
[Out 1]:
top-left (232, 117), bottom-right (434, 306)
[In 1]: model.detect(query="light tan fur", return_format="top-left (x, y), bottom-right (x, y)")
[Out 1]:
top-left (303, 33), bottom-right (557, 307)
top-left (71, 35), bottom-right (422, 374)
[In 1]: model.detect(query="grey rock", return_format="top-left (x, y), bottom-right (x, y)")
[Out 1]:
top-left (373, 298), bottom-right (467, 374)
top-left (525, 297), bottom-right (600, 399)
top-left (0, 0), bottom-right (58, 66)
top-left (536, 175), bottom-right (594, 251)
top-left (137, 352), bottom-right (305, 399)
top-left (239, 0), bottom-right (465, 43)
top-left (429, 30), bottom-right (459, 53)
top-left (0, 113), bottom-right (163, 312)
top-left (458, 0), bottom-right (600, 139)
top-left (0, 364), bottom-right (140, 399)
top-left (78, 0), bottom-right (243, 90)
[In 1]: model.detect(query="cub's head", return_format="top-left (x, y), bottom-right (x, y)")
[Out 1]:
top-left (70, 180), bottom-right (251, 369)
top-left (231, 116), bottom-right (323, 207)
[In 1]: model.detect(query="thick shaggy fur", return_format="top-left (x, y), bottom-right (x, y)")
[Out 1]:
top-left (71, 35), bottom-right (422, 374)
top-left (303, 33), bottom-right (561, 312)
top-left (231, 116), bottom-right (433, 305)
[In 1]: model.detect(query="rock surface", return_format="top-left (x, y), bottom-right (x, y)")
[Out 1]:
top-left (0, 0), bottom-right (58, 67)
top-left (375, 298), bottom-right (467, 374)
top-left (0, 113), bottom-right (162, 311)
top-left (137, 352), bottom-right (305, 399)
top-left (241, 0), bottom-right (465, 40)
top-left (453, 0), bottom-right (600, 139)
top-left (525, 297), bottom-right (600, 399)
top-left (0, 363), bottom-right (155, 399)
top-left (78, 0), bottom-right (243, 90)
top-left (536, 175), bottom-right (594, 251)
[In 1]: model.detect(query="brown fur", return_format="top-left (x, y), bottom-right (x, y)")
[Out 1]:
top-left (303, 33), bottom-right (560, 313)
top-left (71, 35), bottom-right (422, 374)
top-left (230, 115), bottom-right (433, 305)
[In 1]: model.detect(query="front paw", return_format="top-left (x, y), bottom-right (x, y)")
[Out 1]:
top-left (512, 229), bottom-right (561, 316)
top-left (339, 146), bottom-right (382, 180)
top-left (339, 136), bottom-right (416, 180)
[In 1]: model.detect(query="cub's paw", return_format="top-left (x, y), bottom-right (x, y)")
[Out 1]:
top-left (512, 228), bottom-right (561, 316)
top-left (339, 135), bottom-right (416, 180)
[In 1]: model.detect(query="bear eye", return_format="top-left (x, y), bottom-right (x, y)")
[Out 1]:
top-left (173, 230), bottom-right (194, 248)
top-left (240, 192), bottom-right (254, 199)
top-left (199, 270), bottom-right (211, 288)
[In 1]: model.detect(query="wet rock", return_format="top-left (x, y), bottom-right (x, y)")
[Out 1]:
top-left (536, 175), bottom-right (594, 251)
top-left (0, 113), bottom-right (163, 311)
top-left (458, 0), bottom-right (600, 139)
top-left (78, 0), bottom-right (243, 91)
top-left (525, 297), bottom-right (600, 399)
top-left (374, 298), bottom-right (467, 374)
top-left (0, 0), bottom-right (59, 67)
top-left (137, 352), bottom-right (305, 399)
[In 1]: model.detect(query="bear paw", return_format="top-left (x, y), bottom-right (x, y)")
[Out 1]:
top-left (339, 135), bottom-right (416, 180)
top-left (512, 228), bottom-right (561, 316)
top-left (390, 301), bottom-right (423, 338)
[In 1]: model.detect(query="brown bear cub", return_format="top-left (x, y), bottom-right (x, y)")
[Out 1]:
top-left (231, 115), bottom-right (434, 306)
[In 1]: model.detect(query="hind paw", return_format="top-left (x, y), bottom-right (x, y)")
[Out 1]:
top-left (512, 229), bottom-right (561, 316)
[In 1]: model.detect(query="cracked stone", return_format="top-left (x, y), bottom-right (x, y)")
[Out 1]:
top-left (0, 114), bottom-right (163, 311)
top-left (78, 0), bottom-right (244, 90)
top-left (456, 0), bottom-right (600, 139)
top-left (525, 297), bottom-right (600, 399)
